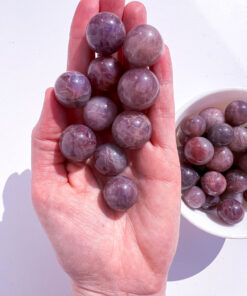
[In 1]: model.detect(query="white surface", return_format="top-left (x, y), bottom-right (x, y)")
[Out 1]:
top-left (176, 89), bottom-right (247, 239)
top-left (0, 0), bottom-right (247, 295)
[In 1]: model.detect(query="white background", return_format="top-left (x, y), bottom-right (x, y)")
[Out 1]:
top-left (0, 0), bottom-right (247, 295)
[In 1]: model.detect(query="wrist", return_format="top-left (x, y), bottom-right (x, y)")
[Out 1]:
top-left (71, 282), bottom-right (166, 296)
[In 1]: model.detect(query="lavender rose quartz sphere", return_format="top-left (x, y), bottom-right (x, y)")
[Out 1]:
top-left (54, 71), bottom-right (91, 108)
top-left (103, 176), bottom-right (139, 211)
top-left (225, 100), bottom-right (247, 126)
top-left (225, 170), bottom-right (247, 193)
top-left (177, 129), bottom-right (190, 146)
top-left (177, 147), bottom-right (189, 164)
top-left (217, 199), bottom-right (244, 225)
top-left (183, 186), bottom-right (206, 209)
top-left (206, 146), bottom-right (233, 172)
top-left (124, 24), bottom-right (164, 67)
top-left (86, 12), bottom-right (126, 56)
top-left (199, 107), bottom-right (225, 131)
top-left (229, 126), bottom-right (247, 152)
top-left (201, 171), bottom-right (227, 196)
top-left (112, 111), bottom-right (152, 150)
top-left (59, 125), bottom-right (97, 162)
top-left (88, 57), bottom-right (122, 92)
top-left (93, 144), bottom-right (127, 176)
top-left (181, 165), bottom-right (200, 191)
top-left (181, 115), bottom-right (206, 137)
top-left (221, 191), bottom-right (243, 203)
top-left (118, 68), bottom-right (160, 111)
top-left (184, 137), bottom-right (214, 165)
top-left (201, 195), bottom-right (220, 210)
top-left (83, 97), bottom-right (117, 131)
top-left (207, 123), bottom-right (234, 147)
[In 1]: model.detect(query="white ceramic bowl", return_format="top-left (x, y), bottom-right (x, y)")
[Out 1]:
top-left (176, 88), bottom-right (247, 239)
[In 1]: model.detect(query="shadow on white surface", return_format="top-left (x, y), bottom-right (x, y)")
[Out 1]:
top-left (0, 170), bottom-right (72, 296)
top-left (0, 170), bottom-right (226, 291)
top-left (168, 216), bottom-right (225, 281)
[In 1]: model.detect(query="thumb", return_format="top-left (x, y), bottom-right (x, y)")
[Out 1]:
top-left (149, 45), bottom-right (176, 150)
top-left (32, 88), bottom-right (68, 187)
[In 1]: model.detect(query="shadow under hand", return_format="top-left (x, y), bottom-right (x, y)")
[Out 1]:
top-left (0, 170), bottom-right (72, 296)
top-left (168, 216), bottom-right (225, 281)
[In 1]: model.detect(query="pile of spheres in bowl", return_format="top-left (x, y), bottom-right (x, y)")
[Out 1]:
top-left (177, 89), bottom-right (247, 238)
top-left (54, 12), bottom-right (164, 212)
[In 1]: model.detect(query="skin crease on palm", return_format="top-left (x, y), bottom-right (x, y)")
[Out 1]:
top-left (31, 0), bottom-right (181, 296)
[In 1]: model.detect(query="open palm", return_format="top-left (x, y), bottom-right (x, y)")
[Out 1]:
top-left (31, 1), bottom-right (181, 296)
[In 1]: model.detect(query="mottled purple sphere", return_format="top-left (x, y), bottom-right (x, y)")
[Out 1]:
top-left (201, 195), bottom-right (220, 210)
top-left (177, 129), bottom-right (190, 146)
top-left (86, 12), bottom-right (126, 55)
top-left (221, 191), bottom-right (243, 203)
top-left (118, 68), bottom-right (160, 111)
top-left (181, 165), bottom-right (200, 191)
top-left (181, 115), bottom-right (206, 137)
top-left (229, 126), bottom-right (247, 152)
top-left (112, 111), bottom-right (152, 149)
top-left (206, 146), bottom-right (234, 172)
top-left (124, 24), bottom-right (163, 67)
top-left (103, 176), bottom-right (138, 211)
top-left (83, 96), bottom-right (117, 131)
top-left (177, 147), bottom-right (189, 164)
top-left (54, 71), bottom-right (91, 108)
top-left (199, 107), bottom-right (225, 131)
top-left (184, 137), bottom-right (214, 165)
top-left (59, 124), bottom-right (96, 162)
top-left (225, 100), bottom-right (247, 126)
top-left (183, 186), bottom-right (206, 209)
top-left (87, 57), bottom-right (122, 91)
top-left (238, 153), bottom-right (247, 173)
top-left (93, 144), bottom-right (127, 176)
top-left (225, 170), bottom-right (247, 193)
top-left (201, 171), bottom-right (227, 196)
top-left (217, 199), bottom-right (245, 225)
top-left (207, 123), bottom-right (234, 147)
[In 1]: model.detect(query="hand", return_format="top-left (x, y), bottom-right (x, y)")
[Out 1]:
top-left (31, 1), bottom-right (181, 296)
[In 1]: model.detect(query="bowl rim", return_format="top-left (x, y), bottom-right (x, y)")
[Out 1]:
top-left (176, 87), bottom-right (247, 121)
top-left (176, 87), bottom-right (247, 239)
